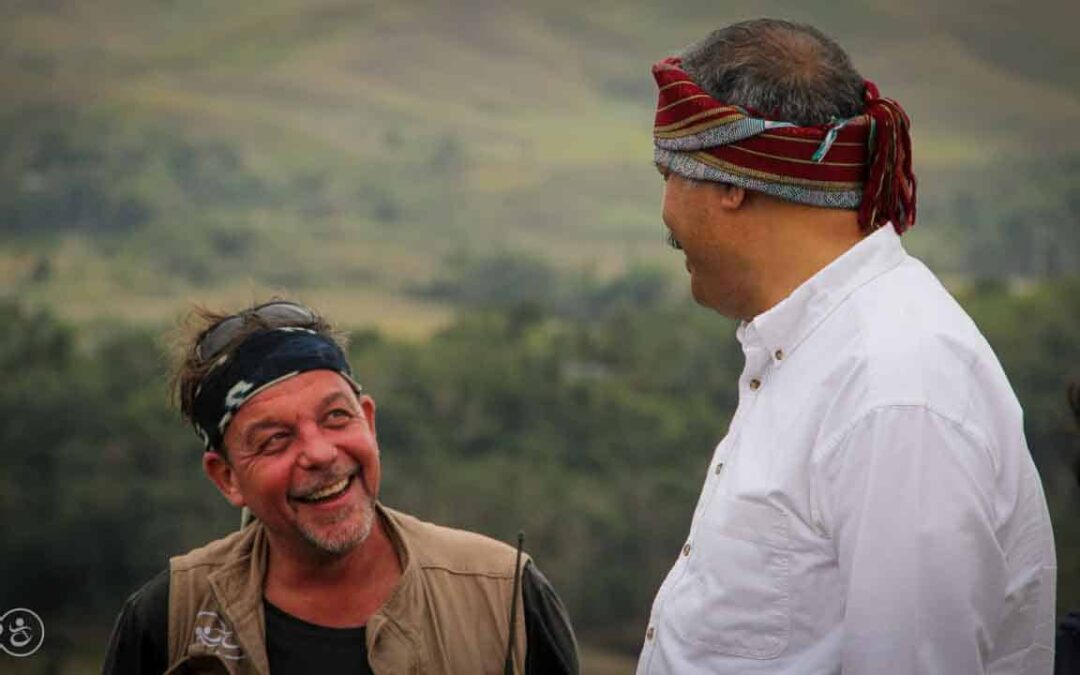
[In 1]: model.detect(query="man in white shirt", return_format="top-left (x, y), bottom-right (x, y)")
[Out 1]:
top-left (637, 18), bottom-right (1056, 675)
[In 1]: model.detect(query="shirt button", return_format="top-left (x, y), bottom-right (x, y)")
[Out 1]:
top-left (715, 462), bottom-right (724, 476)
top-left (682, 542), bottom-right (692, 556)
top-left (774, 349), bottom-right (784, 360)
top-left (646, 626), bottom-right (656, 641)
top-left (749, 378), bottom-right (761, 390)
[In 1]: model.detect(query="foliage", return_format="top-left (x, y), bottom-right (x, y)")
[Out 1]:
top-left (413, 250), bottom-right (673, 319)
top-left (0, 302), bottom-right (234, 620)
top-left (0, 107), bottom-right (151, 238)
top-left (362, 300), bottom-right (741, 645)
top-left (952, 158), bottom-right (1080, 279)
top-left (2, 275), bottom-right (1078, 658)
top-left (959, 279), bottom-right (1080, 615)
top-left (2, 5), bottom-right (1078, 670)
top-left (0, 106), bottom-right (266, 241)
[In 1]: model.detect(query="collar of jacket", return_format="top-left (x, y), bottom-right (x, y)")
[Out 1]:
top-left (167, 502), bottom-right (528, 675)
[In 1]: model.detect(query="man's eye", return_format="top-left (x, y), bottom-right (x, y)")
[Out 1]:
top-left (260, 432), bottom-right (290, 452)
top-left (326, 409), bottom-right (354, 423)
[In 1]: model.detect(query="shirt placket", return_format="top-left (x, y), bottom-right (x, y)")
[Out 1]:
top-left (638, 334), bottom-right (773, 673)
top-left (699, 339), bottom-right (771, 512)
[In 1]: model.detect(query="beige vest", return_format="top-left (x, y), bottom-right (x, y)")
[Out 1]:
top-left (165, 504), bottom-right (528, 674)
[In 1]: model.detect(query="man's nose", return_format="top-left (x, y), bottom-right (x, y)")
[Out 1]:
top-left (295, 425), bottom-right (337, 468)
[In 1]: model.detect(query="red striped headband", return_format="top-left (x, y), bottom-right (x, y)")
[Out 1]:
top-left (652, 57), bottom-right (916, 233)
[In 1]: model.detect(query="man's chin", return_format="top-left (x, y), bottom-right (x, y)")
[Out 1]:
top-left (689, 283), bottom-right (714, 310)
top-left (297, 498), bottom-right (376, 556)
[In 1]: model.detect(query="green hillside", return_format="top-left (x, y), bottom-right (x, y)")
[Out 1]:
top-left (2, 5), bottom-right (1079, 672)
top-left (2, 0), bottom-right (1078, 330)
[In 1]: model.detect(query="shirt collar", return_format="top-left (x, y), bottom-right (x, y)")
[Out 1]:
top-left (737, 225), bottom-right (908, 360)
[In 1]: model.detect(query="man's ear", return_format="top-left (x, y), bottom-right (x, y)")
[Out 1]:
top-left (359, 395), bottom-right (377, 435)
top-left (713, 182), bottom-right (747, 210)
top-left (203, 450), bottom-right (246, 508)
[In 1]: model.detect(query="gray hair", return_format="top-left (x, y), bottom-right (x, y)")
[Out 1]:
top-left (680, 19), bottom-right (865, 126)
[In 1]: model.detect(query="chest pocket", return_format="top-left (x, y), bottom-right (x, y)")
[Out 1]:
top-left (667, 496), bottom-right (791, 659)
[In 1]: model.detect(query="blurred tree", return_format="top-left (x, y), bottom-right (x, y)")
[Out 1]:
top-left (1, 272), bottom-right (1078, 654)
top-left (0, 302), bottom-right (235, 622)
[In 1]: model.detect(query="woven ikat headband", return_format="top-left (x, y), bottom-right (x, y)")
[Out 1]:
top-left (652, 56), bottom-right (917, 232)
top-left (191, 328), bottom-right (361, 452)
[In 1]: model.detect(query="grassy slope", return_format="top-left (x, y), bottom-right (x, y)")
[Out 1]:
top-left (1, 0), bottom-right (1078, 331)
top-left (1, 2), bottom-right (1076, 663)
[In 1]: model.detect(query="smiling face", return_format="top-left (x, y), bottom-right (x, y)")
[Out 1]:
top-left (661, 171), bottom-right (755, 318)
top-left (203, 370), bottom-right (380, 559)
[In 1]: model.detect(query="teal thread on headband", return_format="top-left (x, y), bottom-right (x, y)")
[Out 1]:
top-left (812, 117), bottom-right (856, 163)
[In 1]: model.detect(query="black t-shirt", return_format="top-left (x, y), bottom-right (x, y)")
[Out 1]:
top-left (103, 561), bottom-right (578, 675)
top-left (1057, 610), bottom-right (1080, 675)
top-left (264, 600), bottom-right (374, 675)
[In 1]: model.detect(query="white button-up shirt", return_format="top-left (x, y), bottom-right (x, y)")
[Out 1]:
top-left (637, 226), bottom-right (1056, 675)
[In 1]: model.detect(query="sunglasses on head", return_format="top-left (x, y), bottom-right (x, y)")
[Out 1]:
top-left (195, 301), bottom-right (317, 361)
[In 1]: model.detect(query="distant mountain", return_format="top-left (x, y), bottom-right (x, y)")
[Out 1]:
top-left (1, 0), bottom-right (1077, 328)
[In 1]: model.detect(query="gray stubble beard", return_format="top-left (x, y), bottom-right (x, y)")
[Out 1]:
top-left (297, 486), bottom-right (377, 556)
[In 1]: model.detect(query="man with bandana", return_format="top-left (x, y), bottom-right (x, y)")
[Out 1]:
top-left (102, 301), bottom-right (579, 675)
top-left (637, 19), bottom-right (1056, 675)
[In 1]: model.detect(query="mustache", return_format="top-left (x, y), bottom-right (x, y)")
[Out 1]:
top-left (290, 465), bottom-right (358, 498)
top-left (665, 229), bottom-right (683, 250)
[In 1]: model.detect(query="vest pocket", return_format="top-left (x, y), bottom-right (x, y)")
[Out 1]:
top-left (667, 497), bottom-right (791, 659)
